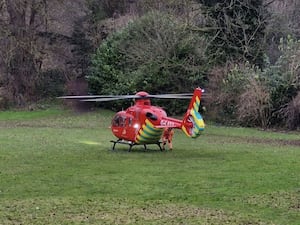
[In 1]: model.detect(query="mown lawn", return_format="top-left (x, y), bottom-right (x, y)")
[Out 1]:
top-left (0, 108), bottom-right (299, 225)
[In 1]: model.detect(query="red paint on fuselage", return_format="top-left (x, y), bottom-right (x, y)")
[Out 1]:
top-left (111, 97), bottom-right (181, 143)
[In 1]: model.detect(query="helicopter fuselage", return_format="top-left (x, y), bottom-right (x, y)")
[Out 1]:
top-left (111, 98), bottom-right (182, 144)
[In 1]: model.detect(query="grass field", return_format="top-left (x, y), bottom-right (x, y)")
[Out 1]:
top-left (0, 108), bottom-right (299, 225)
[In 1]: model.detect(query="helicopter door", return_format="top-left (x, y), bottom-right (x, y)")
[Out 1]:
top-left (112, 114), bottom-right (127, 139)
top-left (112, 113), bottom-right (136, 141)
top-left (125, 116), bottom-right (137, 141)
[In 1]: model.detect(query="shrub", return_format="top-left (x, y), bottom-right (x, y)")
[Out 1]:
top-left (87, 11), bottom-right (208, 113)
top-left (205, 63), bottom-right (255, 124)
top-left (278, 92), bottom-right (300, 130)
top-left (262, 36), bottom-right (300, 128)
top-left (204, 36), bottom-right (300, 129)
top-left (237, 78), bottom-right (271, 128)
top-left (206, 62), bottom-right (273, 128)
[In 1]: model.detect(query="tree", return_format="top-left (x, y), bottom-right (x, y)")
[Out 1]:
top-left (87, 11), bottom-right (209, 113)
top-left (199, 0), bottom-right (268, 67)
top-left (69, 20), bottom-right (94, 79)
top-left (264, 0), bottom-right (300, 63)
top-left (0, 0), bottom-right (48, 105)
top-left (0, 0), bottom-right (88, 106)
top-left (263, 36), bottom-right (300, 128)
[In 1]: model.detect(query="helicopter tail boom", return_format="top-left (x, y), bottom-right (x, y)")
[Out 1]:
top-left (181, 88), bottom-right (205, 138)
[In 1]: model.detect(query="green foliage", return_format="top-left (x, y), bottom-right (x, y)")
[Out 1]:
top-left (88, 31), bottom-right (128, 94)
top-left (200, 0), bottom-right (268, 67)
top-left (206, 63), bottom-right (258, 124)
top-left (87, 11), bottom-right (208, 113)
top-left (207, 36), bottom-right (300, 129)
top-left (222, 64), bottom-right (251, 95)
top-left (261, 35), bottom-right (300, 128)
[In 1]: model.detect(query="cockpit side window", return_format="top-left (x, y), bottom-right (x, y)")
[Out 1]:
top-left (112, 115), bottom-right (120, 126)
top-left (128, 117), bottom-right (133, 126)
top-left (119, 116), bottom-right (126, 127)
top-left (112, 115), bottom-right (126, 127)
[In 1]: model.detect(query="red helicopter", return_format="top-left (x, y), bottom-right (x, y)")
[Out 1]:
top-left (60, 87), bottom-right (205, 151)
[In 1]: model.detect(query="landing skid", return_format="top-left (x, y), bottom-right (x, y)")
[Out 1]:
top-left (110, 139), bottom-right (163, 152)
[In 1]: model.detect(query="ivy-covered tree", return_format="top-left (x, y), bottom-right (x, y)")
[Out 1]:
top-left (199, 0), bottom-right (268, 67)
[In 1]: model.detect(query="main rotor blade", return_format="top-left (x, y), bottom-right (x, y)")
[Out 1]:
top-left (58, 95), bottom-right (119, 99)
top-left (58, 90), bottom-right (207, 101)
top-left (81, 96), bottom-right (137, 102)
top-left (147, 92), bottom-right (206, 99)
top-left (147, 95), bottom-right (192, 99)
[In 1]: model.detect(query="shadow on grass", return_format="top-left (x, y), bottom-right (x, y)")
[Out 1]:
top-left (108, 147), bottom-right (167, 154)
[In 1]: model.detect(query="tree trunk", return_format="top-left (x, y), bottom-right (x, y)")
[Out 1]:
top-left (5, 0), bottom-right (38, 105)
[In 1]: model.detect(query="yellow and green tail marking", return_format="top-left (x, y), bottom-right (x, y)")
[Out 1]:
top-left (136, 119), bottom-right (163, 144)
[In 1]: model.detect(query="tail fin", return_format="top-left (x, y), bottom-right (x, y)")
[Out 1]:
top-left (181, 88), bottom-right (205, 138)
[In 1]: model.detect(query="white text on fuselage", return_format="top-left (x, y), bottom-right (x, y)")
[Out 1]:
top-left (160, 120), bottom-right (175, 127)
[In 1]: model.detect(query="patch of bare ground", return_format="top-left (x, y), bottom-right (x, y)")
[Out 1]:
top-left (0, 198), bottom-right (275, 225)
top-left (243, 190), bottom-right (300, 211)
top-left (207, 134), bottom-right (300, 147)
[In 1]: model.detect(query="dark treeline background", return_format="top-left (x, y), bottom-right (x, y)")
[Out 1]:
top-left (0, 0), bottom-right (299, 129)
